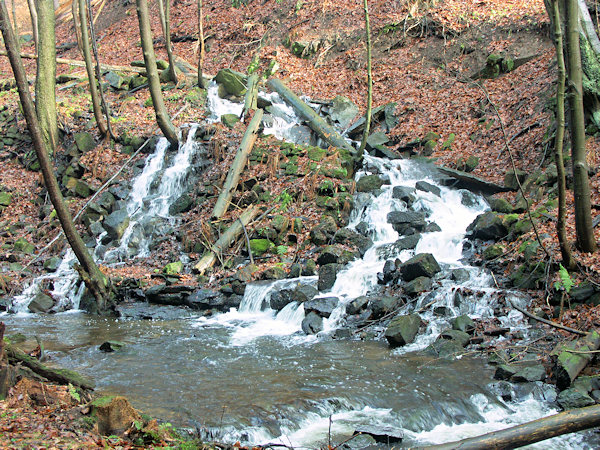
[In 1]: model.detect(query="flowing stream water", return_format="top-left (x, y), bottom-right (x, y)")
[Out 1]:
top-left (2, 88), bottom-right (595, 448)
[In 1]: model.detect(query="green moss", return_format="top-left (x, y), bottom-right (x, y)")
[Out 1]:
top-left (483, 244), bottom-right (504, 260)
top-left (307, 146), bottom-right (327, 161)
top-left (91, 395), bottom-right (116, 408)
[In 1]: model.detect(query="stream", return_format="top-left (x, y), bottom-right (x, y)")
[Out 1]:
top-left (2, 86), bottom-right (596, 448)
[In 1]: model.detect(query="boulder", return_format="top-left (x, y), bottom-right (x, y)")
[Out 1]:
top-left (378, 259), bottom-right (397, 284)
top-left (346, 296), bottom-right (369, 315)
top-left (14, 237), bottom-right (35, 254)
top-left (415, 181), bottom-right (441, 197)
top-left (356, 174), bottom-right (386, 193)
top-left (270, 289), bottom-right (294, 311)
top-left (353, 425), bottom-right (403, 444)
top-left (451, 268), bottom-right (470, 283)
top-left (369, 296), bottom-right (401, 319)
top-left (333, 228), bottom-right (373, 256)
top-left (377, 234), bottom-right (421, 259)
top-left (317, 245), bottom-right (343, 265)
top-left (466, 211), bottom-right (508, 241)
top-left (512, 364), bottom-right (546, 382)
top-left (291, 284), bottom-right (318, 303)
top-left (425, 339), bottom-right (465, 358)
top-left (215, 68), bottom-right (247, 96)
top-left (452, 315), bottom-right (475, 334)
top-left (168, 193), bottom-right (194, 215)
top-left (399, 253), bottom-right (441, 281)
top-left (329, 95), bottom-right (359, 129)
top-left (318, 263), bottom-right (342, 291)
top-left (103, 209), bottom-right (130, 241)
top-left (28, 291), bottom-right (54, 313)
top-left (439, 329), bottom-right (471, 347)
top-left (91, 396), bottom-right (141, 436)
top-left (384, 313), bottom-right (421, 347)
top-left (0, 191), bottom-right (12, 207)
top-left (438, 166), bottom-right (511, 194)
top-left (301, 311), bottom-right (323, 334)
top-left (392, 186), bottom-right (416, 206)
top-left (249, 239), bottom-right (274, 256)
top-left (146, 284), bottom-right (194, 306)
top-left (304, 297), bottom-right (339, 318)
top-left (494, 364), bottom-right (517, 380)
top-left (99, 341), bottom-right (125, 352)
top-left (186, 289), bottom-right (227, 311)
top-left (489, 197), bottom-right (514, 214)
top-left (73, 132), bottom-right (96, 153)
top-left (221, 113), bottom-right (239, 129)
top-left (404, 276), bottom-right (432, 296)
top-left (557, 388), bottom-right (595, 410)
top-left (163, 261), bottom-right (183, 275)
top-left (43, 256), bottom-right (62, 272)
top-left (387, 211), bottom-right (426, 234)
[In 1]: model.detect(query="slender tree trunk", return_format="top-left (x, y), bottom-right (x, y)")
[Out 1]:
top-left (0, 0), bottom-right (113, 314)
top-left (553, 0), bottom-right (575, 269)
top-left (358, 0), bottom-right (372, 155)
top-left (71, 0), bottom-right (82, 54)
top-left (78, 0), bottom-right (107, 136)
top-left (197, 0), bottom-right (207, 88)
top-left (26, 0), bottom-right (37, 52)
top-left (85, 0), bottom-right (115, 140)
top-left (35, 0), bottom-right (58, 153)
top-left (136, 0), bottom-right (178, 146)
top-left (566, 0), bottom-right (597, 252)
top-left (157, 0), bottom-right (178, 83)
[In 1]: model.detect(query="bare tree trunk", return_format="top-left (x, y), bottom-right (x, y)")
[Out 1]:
top-left (157, 0), bottom-right (178, 83)
top-left (567, 0), bottom-right (597, 252)
top-left (552, 0), bottom-right (575, 269)
top-left (78, 0), bottom-right (108, 136)
top-left (85, 0), bottom-right (115, 141)
top-left (197, 0), bottom-right (207, 88)
top-left (35, 0), bottom-right (59, 153)
top-left (26, 0), bottom-right (37, 52)
top-left (71, 0), bottom-right (82, 54)
top-left (358, 0), bottom-right (372, 155)
top-left (136, 0), bottom-right (178, 146)
top-left (0, 0), bottom-right (113, 314)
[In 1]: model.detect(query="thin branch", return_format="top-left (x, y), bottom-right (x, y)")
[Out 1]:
top-left (508, 299), bottom-right (586, 336)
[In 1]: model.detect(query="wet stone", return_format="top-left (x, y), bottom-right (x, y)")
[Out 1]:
top-left (318, 263), bottom-right (342, 291)
top-left (494, 364), bottom-right (517, 380)
top-left (304, 297), bottom-right (338, 318)
top-left (452, 315), bottom-right (475, 334)
top-left (415, 180), bottom-right (441, 197)
top-left (302, 311), bottom-right (323, 335)
top-left (403, 276), bottom-right (432, 296)
top-left (557, 388), bottom-right (595, 410)
top-left (399, 253), bottom-right (441, 281)
top-left (290, 284), bottom-right (318, 303)
top-left (511, 364), bottom-right (546, 383)
top-left (384, 313), bottom-right (421, 347)
top-left (345, 296), bottom-right (369, 315)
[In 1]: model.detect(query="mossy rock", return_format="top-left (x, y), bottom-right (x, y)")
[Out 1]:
top-left (221, 114), bottom-right (239, 129)
top-left (307, 147), bottom-right (327, 161)
top-left (215, 68), bottom-right (247, 96)
top-left (13, 237), bottom-right (35, 254)
top-left (318, 179), bottom-right (335, 196)
top-left (483, 243), bottom-right (504, 260)
top-left (0, 192), bottom-right (12, 207)
top-left (489, 198), bottom-right (513, 214)
top-left (323, 166), bottom-right (348, 179)
top-left (163, 261), bottom-right (183, 275)
top-left (511, 219), bottom-right (532, 236)
top-left (285, 163), bottom-right (299, 175)
top-left (441, 133), bottom-right (455, 150)
top-left (250, 239), bottom-right (274, 255)
top-left (74, 132), bottom-right (96, 153)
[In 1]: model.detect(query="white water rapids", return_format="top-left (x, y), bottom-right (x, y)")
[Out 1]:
top-left (4, 86), bottom-right (595, 448)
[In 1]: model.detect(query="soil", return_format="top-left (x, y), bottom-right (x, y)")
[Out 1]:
top-left (0, 0), bottom-right (600, 447)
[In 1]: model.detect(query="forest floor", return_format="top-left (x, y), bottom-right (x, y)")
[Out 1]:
top-left (0, 0), bottom-right (600, 447)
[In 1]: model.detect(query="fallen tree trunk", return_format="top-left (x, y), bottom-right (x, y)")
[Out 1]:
top-left (552, 330), bottom-right (600, 390)
top-left (0, 50), bottom-right (147, 74)
top-left (6, 344), bottom-right (95, 390)
top-left (424, 403), bottom-right (600, 449)
top-left (212, 109), bottom-right (263, 219)
top-left (267, 78), bottom-right (355, 154)
top-left (194, 205), bottom-right (260, 275)
top-left (240, 73), bottom-right (258, 121)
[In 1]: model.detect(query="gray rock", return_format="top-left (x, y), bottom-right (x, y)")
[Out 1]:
top-left (384, 313), bottom-right (421, 347)
top-left (369, 296), bottom-right (402, 319)
top-left (353, 425), bottom-right (403, 444)
top-left (73, 132), bottom-right (96, 153)
top-left (399, 253), bottom-right (441, 281)
top-left (317, 245), bottom-right (343, 265)
top-left (387, 211), bottom-right (427, 234)
top-left (302, 311), bottom-right (323, 335)
top-left (270, 289), bottom-right (294, 311)
top-left (425, 339), bottom-right (465, 358)
top-left (466, 211), bottom-right (508, 241)
top-left (392, 186), bottom-right (416, 206)
top-left (415, 181), bottom-right (441, 197)
top-left (186, 289), bottom-right (226, 310)
top-left (494, 364), bottom-right (517, 380)
top-left (318, 263), bottom-right (342, 291)
top-left (377, 234), bottom-right (421, 259)
top-left (452, 315), bottom-right (475, 333)
top-left (28, 291), bottom-right (55, 313)
top-left (329, 95), bottom-right (358, 129)
top-left (557, 388), bottom-right (595, 409)
top-left (489, 197), bottom-right (514, 213)
top-left (291, 284), bottom-right (318, 303)
top-left (103, 208), bottom-right (130, 241)
top-left (403, 276), bottom-right (432, 296)
top-left (99, 341), bottom-right (125, 352)
top-left (438, 166), bottom-right (511, 194)
top-left (304, 297), bottom-right (339, 318)
top-left (504, 169), bottom-right (528, 190)
top-left (333, 228), bottom-right (373, 256)
top-left (146, 284), bottom-right (194, 306)
top-left (439, 329), bottom-right (471, 347)
top-left (43, 256), bottom-right (62, 272)
top-left (512, 365), bottom-right (546, 382)
top-left (169, 193), bottom-right (194, 215)
top-left (221, 113), bottom-right (239, 129)
top-left (356, 174), bottom-right (386, 193)
top-left (451, 268), bottom-right (470, 283)
top-left (346, 296), bottom-right (369, 315)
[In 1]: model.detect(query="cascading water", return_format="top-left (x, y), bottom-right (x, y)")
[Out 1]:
top-left (5, 89), bottom-right (595, 449)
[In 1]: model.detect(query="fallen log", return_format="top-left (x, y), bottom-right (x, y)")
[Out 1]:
top-left (438, 166), bottom-right (512, 194)
top-left (212, 109), bottom-right (263, 219)
top-left (266, 78), bottom-right (355, 154)
top-left (240, 73), bottom-right (259, 121)
top-left (424, 403), bottom-right (600, 449)
top-left (5, 344), bottom-right (95, 390)
top-left (194, 205), bottom-right (261, 275)
top-left (552, 330), bottom-right (600, 390)
top-left (0, 50), bottom-right (147, 74)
